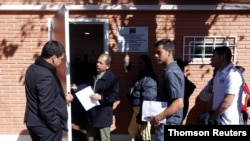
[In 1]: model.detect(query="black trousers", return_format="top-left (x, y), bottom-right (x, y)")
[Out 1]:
top-left (27, 126), bottom-right (63, 141)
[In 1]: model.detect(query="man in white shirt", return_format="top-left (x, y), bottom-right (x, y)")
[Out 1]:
top-left (209, 46), bottom-right (244, 125)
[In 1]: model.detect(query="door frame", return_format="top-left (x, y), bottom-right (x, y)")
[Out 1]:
top-left (68, 18), bottom-right (109, 53)
top-left (48, 10), bottom-right (109, 141)
top-left (67, 18), bottom-right (109, 141)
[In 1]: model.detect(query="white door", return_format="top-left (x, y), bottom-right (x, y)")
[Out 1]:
top-left (48, 5), bottom-right (72, 141)
top-left (48, 7), bottom-right (110, 141)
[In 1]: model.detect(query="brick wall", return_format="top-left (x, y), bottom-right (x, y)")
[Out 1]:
top-left (0, 12), bottom-right (52, 134)
top-left (0, 3), bottom-right (250, 136)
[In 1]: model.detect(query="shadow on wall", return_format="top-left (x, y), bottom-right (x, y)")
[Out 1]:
top-left (185, 96), bottom-right (209, 124)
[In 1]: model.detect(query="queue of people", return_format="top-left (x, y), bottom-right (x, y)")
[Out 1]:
top-left (24, 39), bottom-right (249, 141)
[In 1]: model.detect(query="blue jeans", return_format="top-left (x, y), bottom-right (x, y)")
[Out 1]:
top-left (155, 124), bottom-right (164, 141)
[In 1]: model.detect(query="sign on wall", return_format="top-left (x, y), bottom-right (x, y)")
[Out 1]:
top-left (117, 27), bottom-right (148, 52)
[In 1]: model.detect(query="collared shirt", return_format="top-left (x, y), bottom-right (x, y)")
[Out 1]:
top-left (158, 61), bottom-right (185, 124)
top-left (93, 71), bottom-right (105, 91)
top-left (212, 63), bottom-right (244, 124)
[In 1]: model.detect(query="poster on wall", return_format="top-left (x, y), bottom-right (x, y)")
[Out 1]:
top-left (117, 27), bottom-right (148, 52)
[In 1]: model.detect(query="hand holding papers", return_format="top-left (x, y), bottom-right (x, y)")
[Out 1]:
top-left (75, 86), bottom-right (100, 111)
top-left (142, 100), bottom-right (167, 124)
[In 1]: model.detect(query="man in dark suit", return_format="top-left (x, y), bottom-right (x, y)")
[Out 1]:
top-left (24, 40), bottom-right (73, 141)
top-left (71, 53), bottom-right (119, 141)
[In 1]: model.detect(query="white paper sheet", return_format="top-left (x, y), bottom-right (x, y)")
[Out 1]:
top-left (75, 86), bottom-right (100, 111)
top-left (142, 100), bottom-right (168, 124)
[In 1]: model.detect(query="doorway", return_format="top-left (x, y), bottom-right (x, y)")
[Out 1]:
top-left (68, 19), bottom-right (109, 141)
top-left (68, 18), bottom-right (109, 83)
top-left (69, 23), bottom-right (103, 83)
top-left (50, 9), bottom-right (110, 140)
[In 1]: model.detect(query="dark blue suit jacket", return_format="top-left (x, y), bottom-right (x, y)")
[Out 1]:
top-left (76, 69), bottom-right (119, 128)
top-left (24, 60), bottom-right (68, 133)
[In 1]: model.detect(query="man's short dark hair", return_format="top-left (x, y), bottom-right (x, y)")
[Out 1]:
top-left (41, 40), bottom-right (65, 59)
top-left (212, 46), bottom-right (232, 62)
top-left (154, 38), bottom-right (175, 54)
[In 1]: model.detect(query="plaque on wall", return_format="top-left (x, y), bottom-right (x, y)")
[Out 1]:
top-left (117, 27), bottom-right (148, 52)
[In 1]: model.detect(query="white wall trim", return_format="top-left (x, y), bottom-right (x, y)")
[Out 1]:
top-left (0, 4), bottom-right (249, 11)
top-left (67, 4), bottom-right (250, 11)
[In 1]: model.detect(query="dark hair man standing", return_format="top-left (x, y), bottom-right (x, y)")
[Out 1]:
top-left (24, 40), bottom-right (73, 141)
top-left (148, 39), bottom-right (185, 141)
top-left (209, 47), bottom-right (243, 125)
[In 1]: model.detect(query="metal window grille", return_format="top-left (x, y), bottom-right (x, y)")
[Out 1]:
top-left (183, 36), bottom-right (237, 64)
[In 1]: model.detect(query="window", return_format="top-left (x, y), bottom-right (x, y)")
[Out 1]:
top-left (190, 41), bottom-right (228, 59)
top-left (183, 36), bottom-right (237, 64)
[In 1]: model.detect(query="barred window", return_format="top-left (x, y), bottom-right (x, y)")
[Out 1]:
top-left (183, 36), bottom-right (237, 64)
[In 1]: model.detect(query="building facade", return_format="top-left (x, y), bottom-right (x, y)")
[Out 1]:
top-left (0, 0), bottom-right (250, 140)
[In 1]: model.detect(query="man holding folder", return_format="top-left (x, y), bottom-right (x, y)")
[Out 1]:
top-left (72, 53), bottom-right (119, 141)
top-left (148, 39), bottom-right (185, 141)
